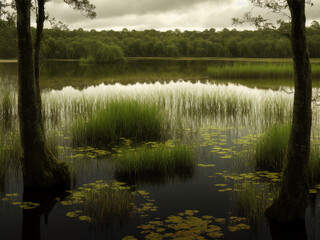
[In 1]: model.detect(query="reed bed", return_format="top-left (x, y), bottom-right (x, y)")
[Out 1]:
top-left (4, 81), bottom-right (320, 130)
top-left (207, 62), bottom-right (320, 79)
top-left (115, 143), bottom-right (195, 184)
top-left (72, 100), bottom-right (166, 146)
top-left (40, 82), bottom-right (298, 126)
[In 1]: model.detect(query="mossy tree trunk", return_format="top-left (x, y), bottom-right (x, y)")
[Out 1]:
top-left (265, 0), bottom-right (312, 222)
top-left (16, 0), bottom-right (70, 190)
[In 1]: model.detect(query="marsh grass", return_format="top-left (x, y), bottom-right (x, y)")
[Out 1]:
top-left (208, 62), bottom-right (320, 79)
top-left (63, 181), bottom-right (134, 228)
top-left (72, 100), bottom-right (167, 146)
top-left (236, 182), bottom-right (276, 228)
top-left (0, 130), bottom-right (21, 193)
top-left (115, 143), bottom-right (195, 184)
top-left (255, 124), bottom-right (290, 172)
top-left (254, 124), bottom-right (320, 183)
top-left (81, 181), bottom-right (134, 228)
top-left (0, 91), bottom-right (15, 122)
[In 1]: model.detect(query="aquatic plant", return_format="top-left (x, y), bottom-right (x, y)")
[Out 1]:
top-left (207, 62), bottom-right (320, 79)
top-left (72, 100), bottom-right (166, 146)
top-left (62, 181), bottom-right (134, 228)
top-left (115, 143), bottom-right (195, 184)
top-left (254, 124), bottom-right (320, 183)
top-left (254, 124), bottom-right (290, 172)
top-left (236, 181), bottom-right (276, 228)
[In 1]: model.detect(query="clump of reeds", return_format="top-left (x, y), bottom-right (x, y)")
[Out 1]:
top-left (71, 181), bottom-right (134, 228)
top-left (115, 143), bottom-right (195, 184)
top-left (254, 124), bottom-right (291, 172)
top-left (72, 100), bottom-right (167, 146)
top-left (236, 181), bottom-right (276, 228)
top-left (207, 62), bottom-right (320, 79)
top-left (0, 91), bottom-right (15, 122)
top-left (254, 124), bottom-right (320, 183)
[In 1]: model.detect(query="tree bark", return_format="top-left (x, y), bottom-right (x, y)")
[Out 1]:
top-left (16, 0), bottom-right (70, 190)
top-left (265, 0), bottom-right (312, 222)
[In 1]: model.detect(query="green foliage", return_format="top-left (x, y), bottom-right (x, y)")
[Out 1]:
top-left (72, 100), bottom-right (166, 146)
top-left (3, 20), bottom-right (320, 59)
top-left (79, 45), bottom-right (124, 64)
top-left (115, 143), bottom-right (195, 184)
top-left (208, 62), bottom-right (320, 79)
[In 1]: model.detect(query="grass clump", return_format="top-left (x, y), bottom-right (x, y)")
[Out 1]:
top-left (254, 124), bottom-right (320, 183)
top-left (208, 62), bottom-right (320, 79)
top-left (64, 181), bottom-right (135, 228)
top-left (0, 91), bottom-right (15, 122)
top-left (255, 124), bottom-right (290, 172)
top-left (115, 143), bottom-right (195, 184)
top-left (236, 182), bottom-right (276, 228)
top-left (72, 100), bottom-right (166, 146)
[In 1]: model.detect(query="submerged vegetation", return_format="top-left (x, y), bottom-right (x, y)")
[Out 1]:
top-left (72, 100), bottom-right (166, 146)
top-left (115, 143), bottom-right (195, 184)
top-left (208, 62), bottom-right (320, 79)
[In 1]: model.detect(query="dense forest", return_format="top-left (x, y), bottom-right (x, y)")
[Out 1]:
top-left (1, 19), bottom-right (320, 62)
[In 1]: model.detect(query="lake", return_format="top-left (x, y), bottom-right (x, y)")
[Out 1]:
top-left (1, 59), bottom-right (320, 240)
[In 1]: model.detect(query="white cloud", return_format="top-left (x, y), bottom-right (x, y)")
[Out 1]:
top-left (39, 0), bottom-right (320, 31)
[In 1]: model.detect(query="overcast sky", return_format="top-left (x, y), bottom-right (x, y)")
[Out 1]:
top-left (43, 0), bottom-right (320, 31)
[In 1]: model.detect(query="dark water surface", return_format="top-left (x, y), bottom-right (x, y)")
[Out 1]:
top-left (0, 59), bottom-right (320, 240)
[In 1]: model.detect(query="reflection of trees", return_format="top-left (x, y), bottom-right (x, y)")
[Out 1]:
top-left (22, 189), bottom-right (68, 240)
top-left (115, 165), bottom-right (195, 186)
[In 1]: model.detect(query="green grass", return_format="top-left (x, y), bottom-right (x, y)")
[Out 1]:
top-left (255, 124), bottom-right (291, 172)
top-left (115, 143), bottom-right (195, 184)
top-left (72, 100), bottom-right (167, 146)
top-left (208, 62), bottom-right (320, 79)
top-left (254, 124), bottom-right (320, 183)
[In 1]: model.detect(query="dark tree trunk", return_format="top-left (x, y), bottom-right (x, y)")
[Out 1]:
top-left (15, 0), bottom-right (70, 190)
top-left (34, 0), bottom-right (45, 125)
top-left (265, 0), bottom-right (312, 222)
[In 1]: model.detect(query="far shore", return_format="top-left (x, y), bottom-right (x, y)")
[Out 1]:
top-left (2, 57), bottom-right (320, 63)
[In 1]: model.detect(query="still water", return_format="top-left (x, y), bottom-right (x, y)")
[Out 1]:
top-left (0, 59), bottom-right (320, 240)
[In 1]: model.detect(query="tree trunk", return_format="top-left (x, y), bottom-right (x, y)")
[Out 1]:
top-left (16, 0), bottom-right (70, 190)
top-left (34, 0), bottom-right (45, 126)
top-left (265, 0), bottom-right (312, 222)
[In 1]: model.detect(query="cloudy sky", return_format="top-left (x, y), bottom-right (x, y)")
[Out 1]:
top-left (44, 0), bottom-right (320, 31)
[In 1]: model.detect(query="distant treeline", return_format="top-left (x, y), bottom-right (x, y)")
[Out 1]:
top-left (2, 19), bottom-right (320, 62)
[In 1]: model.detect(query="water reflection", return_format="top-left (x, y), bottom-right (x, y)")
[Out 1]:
top-left (268, 220), bottom-right (307, 240)
top-left (22, 189), bottom-right (69, 240)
